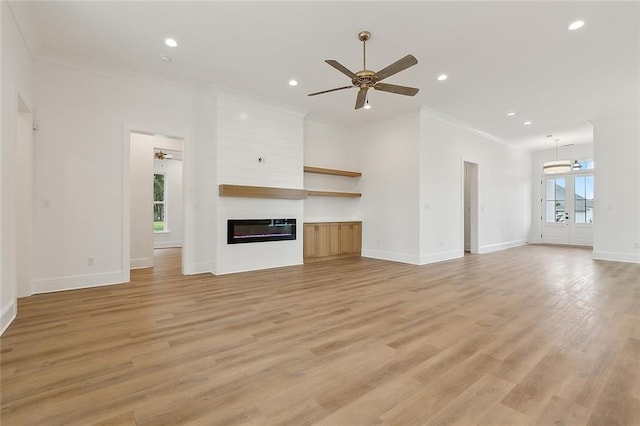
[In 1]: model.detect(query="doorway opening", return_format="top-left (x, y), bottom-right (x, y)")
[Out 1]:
top-left (464, 161), bottom-right (479, 254)
top-left (128, 131), bottom-right (184, 273)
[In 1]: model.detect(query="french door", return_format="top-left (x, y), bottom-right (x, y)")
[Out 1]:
top-left (541, 173), bottom-right (594, 246)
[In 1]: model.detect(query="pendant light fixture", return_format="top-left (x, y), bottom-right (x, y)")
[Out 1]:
top-left (572, 160), bottom-right (582, 170)
top-left (543, 139), bottom-right (572, 174)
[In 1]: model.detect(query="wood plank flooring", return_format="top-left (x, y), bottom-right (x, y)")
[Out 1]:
top-left (1, 245), bottom-right (639, 425)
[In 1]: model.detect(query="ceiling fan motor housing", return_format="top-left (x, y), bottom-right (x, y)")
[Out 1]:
top-left (353, 70), bottom-right (378, 87)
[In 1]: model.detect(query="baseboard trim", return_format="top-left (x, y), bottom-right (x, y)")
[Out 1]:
top-left (478, 240), bottom-right (526, 254)
top-left (184, 262), bottom-right (212, 275)
top-left (154, 241), bottom-right (183, 249)
top-left (1, 300), bottom-right (17, 335)
top-left (419, 249), bottom-right (463, 265)
top-left (592, 250), bottom-right (640, 264)
top-left (214, 261), bottom-right (303, 276)
top-left (130, 258), bottom-right (153, 269)
top-left (32, 271), bottom-right (124, 294)
top-left (362, 249), bottom-right (420, 265)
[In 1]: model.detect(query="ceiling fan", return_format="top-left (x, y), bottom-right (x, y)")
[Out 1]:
top-left (154, 150), bottom-right (173, 160)
top-left (308, 31), bottom-right (419, 109)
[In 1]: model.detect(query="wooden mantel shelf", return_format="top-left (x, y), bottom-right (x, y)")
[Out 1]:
top-left (219, 184), bottom-right (307, 200)
top-left (303, 166), bottom-right (361, 177)
top-left (307, 190), bottom-right (362, 198)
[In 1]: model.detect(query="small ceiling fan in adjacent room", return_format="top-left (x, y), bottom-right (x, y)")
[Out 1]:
top-left (308, 31), bottom-right (419, 109)
top-left (154, 150), bottom-right (174, 160)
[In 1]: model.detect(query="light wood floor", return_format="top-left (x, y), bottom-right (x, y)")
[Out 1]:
top-left (2, 245), bottom-right (639, 425)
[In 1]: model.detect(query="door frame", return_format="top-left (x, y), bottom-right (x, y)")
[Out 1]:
top-left (540, 171), bottom-right (594, 246)
top-left (121, 124), bottom-right (190, 283)
top-left (16, 96), bottom-right (34, 297)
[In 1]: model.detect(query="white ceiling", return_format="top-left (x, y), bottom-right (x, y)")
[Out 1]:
top-left (8, 1), bottom-right (640, 150)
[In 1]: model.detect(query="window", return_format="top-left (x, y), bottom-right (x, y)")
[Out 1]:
top-left (153, 173), bottom-right (166, 232)
top-left (545, 178), bottom-right (566, 223)
top-left (575, 160), bottom-right (594, 170)
top-left (574, 175), bottom-right (594, 223)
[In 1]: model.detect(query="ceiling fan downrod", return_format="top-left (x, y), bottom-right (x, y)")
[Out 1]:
top-left (359, 31), bottom-right (370, 71)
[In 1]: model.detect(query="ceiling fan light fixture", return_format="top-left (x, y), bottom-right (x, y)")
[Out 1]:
top-left (543, 138), bottom-right (571, 174)
top-left (572, 160), bottom-right (582, 170)
top-left (544, 160), bottom-right (572, 173)
top-left (364, 100), bottom-right (371, 110)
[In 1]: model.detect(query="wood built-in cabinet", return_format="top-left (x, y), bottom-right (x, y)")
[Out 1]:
top-left (304, 222), bottom-right (362, 263)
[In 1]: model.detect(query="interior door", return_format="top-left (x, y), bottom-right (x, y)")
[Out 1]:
top-left (541, 174), bottom-right (593, 246)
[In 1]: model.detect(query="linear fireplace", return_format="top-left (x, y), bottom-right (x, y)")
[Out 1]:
top-left (227, 219), bottom-right (297, 244)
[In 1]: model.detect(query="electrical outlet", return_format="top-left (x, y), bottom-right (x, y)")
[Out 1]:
top-left (88, 257), bottom-right (94, 266)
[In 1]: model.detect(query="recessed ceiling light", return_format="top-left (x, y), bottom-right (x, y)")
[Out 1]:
top-left (437, 74), bottom-right (448, 81)
top-left (524, 121), bottom-right (532, 125)
top-left (288, 79), bottom-right (298, 86)
top-left (160, 55), bottom-right (172, 63)
top-left (506, 112), bottom-right (515, 116)
top-left (568, 21), bottom-right (585, 31)
top-left (164, 38), bottom-right (178, 47)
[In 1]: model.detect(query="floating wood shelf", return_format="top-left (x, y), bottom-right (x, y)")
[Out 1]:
top-left (219, 184), bottom-right (307, 200)
top-left (303, 166), bottom-right (361, 177)
top-left (307, 190), bottom-right (362, 198)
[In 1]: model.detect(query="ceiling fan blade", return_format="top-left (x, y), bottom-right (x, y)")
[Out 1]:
top-left (375, 54), bottom-right (418, 81)
top-left (325, 60), bottom-right (356, 78)
top-left (307, 85), bottom-right (354, 96)
top-left (374, 82), bottom-right (419, 96)
top-left (355, 87), bottom-right (368, 109)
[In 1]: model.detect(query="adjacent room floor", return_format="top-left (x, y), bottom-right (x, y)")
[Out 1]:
top-left (1, 245), bottom-right (639, 425)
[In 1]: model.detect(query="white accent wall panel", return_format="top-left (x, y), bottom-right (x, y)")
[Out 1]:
top-left (214, 92), bottom-right (305, 274)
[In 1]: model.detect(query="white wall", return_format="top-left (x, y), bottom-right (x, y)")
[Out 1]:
top-left (591, 106), bottom-right (640, 263)
top-left (529, 142), bottom-right (593, 243)
top-left (303, 119), bottom-right (361, 222)
top-left (31, 59), bottom-right (215, 293)
top-left (1, 0), bottom-right (33, 334)
top-left (130, 133), bottom-right (183, 269)
top-left (347, 109), bottom-right (531, 266)
top-left (419, 108), bottom-right (531, 263)
top-left (214, 91), bottom-right (305, 275)
top-left (354, 113), bottom-right (422, 264)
